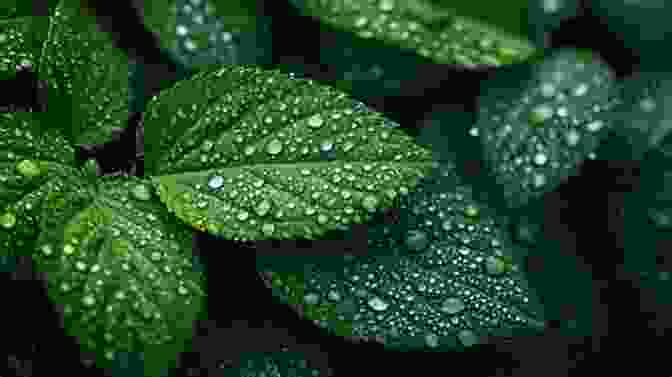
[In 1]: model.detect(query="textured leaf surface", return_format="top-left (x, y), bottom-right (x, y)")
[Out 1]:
top-left (223, 351), bottom-right (329, 377)
top-left (611, 71), bottom-right (672, 160)
top-left (142, 0), bottom-right (271, 69)
top-left (144, 65), bottom-right (434, 241)
top-left (260, 162), bottom-right (545, 351)
top-left (0, 111), bottom-right (76, 258)
top-left (38, 0), bottom-right (130, 146)
top-left (32, 173), bottom-right (206, 377)
top-left (0, 15), bottom-right (50, 81)
top-left (290, 0), bottom-right (536, 69)
top-left (474, 49), bottom-right (620, 208)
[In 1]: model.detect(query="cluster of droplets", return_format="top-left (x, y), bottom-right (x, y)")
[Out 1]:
top-left (147, 65), bottom-right (433, 240)
top-left (32, 176), bottom-right (205, 364)
top-left (264, 162), bottom-right (545, 350)
top-left (299, 0), bottom-right (534, 68)
top-left (474, 49), bottom-right (620, 207)
top-left (0, 112), bottom-right (76, 254)
top-left (39, 1), bottom-right (129, 144)
top-left (0, 22), bottom-right (35, 73)
top-left (169, 0), bottom-right (242, 67)
top-left (237, 352), bottom-right (324, 377)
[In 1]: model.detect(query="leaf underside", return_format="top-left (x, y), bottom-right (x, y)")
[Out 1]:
top-left (144, 64), bottom-right (435, 241)
top-left (261, 162), bottom-right (545, 351)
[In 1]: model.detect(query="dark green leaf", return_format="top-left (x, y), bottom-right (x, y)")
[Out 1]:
top-left (260, 162), bottom-right (545, 350)
top-left (144, 64), bottom-right (434, 241)
top-left (32, 174), bottom-right (206, 377)
top-left (290, 0), bottom-right (537, 69)
top-left (38, 0), bottom-right (130, 146)
top-left (475, 49), bottom-right (620, 208)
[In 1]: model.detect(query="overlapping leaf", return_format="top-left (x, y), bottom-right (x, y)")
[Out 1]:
top-left (475, 49), bottom-right (620, 208)
top-left (0, 111), bottom-right (76, 258)
top-left (610, 71), bottom-right (672, 160)
top-left (141, 0), bottom-right (272, 69)
top-left (260, 162), bottom-right (545, 351)
top-left (38, 0), bottom-right (130, 146)
top-left (290, 0), bottom-right (537, 69)
top-left (32, 173), bottom-right (206, 377)
top-left (144, 64), bottom-right (434, 241)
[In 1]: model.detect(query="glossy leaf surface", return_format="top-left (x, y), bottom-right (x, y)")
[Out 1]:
top-left (38, 0), bottom-right (130, 146)
top-left (32, 174), bottom-right (206, 377)
top-left (144, 65), bottom-right (434, 241)
top-left (475, 49), bottom-right (620, 208)
top-left (0, 111), bottom-right (76, 258)
top-left (290, 0), bottom-right (536, 69)
top-left (261, 162), bottom-right (545, 351)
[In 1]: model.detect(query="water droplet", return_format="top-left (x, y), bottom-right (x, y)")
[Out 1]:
top-left (405, 230), bottom-right (429, 252)
top-left (327, 290), bottom-right (341, 301)
top-left (540, 82), bottom-right (556, 97)
top-left (586, 120), bottom-right (604, 132)
top-left (208, 175), bottom-right (224, 189)
top-left (40, 244), bottom-right (53, 256)
top-left (572, 83), bottom-right (589, 96)
top-left (379, 0), bottom-right (395, 12)
top-left (255, 200), bottom-right (271, 216)
top-left (533, 173), bottom-right (546, 188)
top-left (75, 261), bottom-right (87, 271)
top-left (639, 98), bottom-right (656, 112)
top-left (132, 184), bottom-right (151, 201)
top-left (176, 24), bottom-right (188, 36)
top-left (262, 223), bottom-right (275, 236)
top-left (368, 296), bottom-right (389, 311)
top-left (308, 114), bottom-right (324, 128)
top-left (425, 333), bottom-right (439, 348)
top-left (0, 212), bottom-right (16, 229)
top-left (362, 195), bottom-right (379, 212)
top-left (244, 145), bottom-right (256, 155)
top-left (82, 295), bottom-right (96, 307)
top-left (237, 211), bottom-right (249, 221)
top-left (529, 104), bottom-right (553, 124)
top-left (458, 329), bottom-right (478, 347)
top-left (63, 244), bottom-right (74, 255)
top-left (317, 214), bottom-right (328, 224)
top-left (565, 129), bottom-right (580, 146)
top-left (533, 153), bottom-right (548, 165)
top-left (441, 297), bottom-right (465, 314)
top-left (201, 140), bottom-right (214, 152)
top-left (16, 160), bottom-right (41, 178)
top-left (320, 140), bottom-right (334, 152)
top-left (266, 139), bottom-right (283, 155)
top-left (178, 286), bottom-right (188, 295)
top-left (304, 293), bottom-right (319, 305)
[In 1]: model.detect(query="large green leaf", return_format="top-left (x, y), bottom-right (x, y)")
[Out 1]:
top-left (144, 64), bottom-right (434, 241)
top-left (38, 0), bottom-right (130, 146)
top-left (0, 111), bottom-right (76, 258)
top-left (290, 0), bottom-right (537, 69)
top-left (260, 162), bottom-right (545, 350)
top-left (32, 173), bottom-right (206, 377)
top-left (475, 49), bottom-right (620, 208)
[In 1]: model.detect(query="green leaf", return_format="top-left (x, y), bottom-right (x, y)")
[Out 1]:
top-left (260, 162), bottom-right (545, 350)
top-left (0, 111), bottom-right (77, 259)
top-left (144, 64), bottom-right (434, 241)
top-left (290, 0), bottom-right (537, 69)
top-left (0, 15), bottom-right (51, 81)
top-left (475, 49), bottom-right (620, 208)
top-left (38, 0), bottom-right (130, 146)
top-left (141, 0), bottom-right (271, 69)
top-left (32, 173), bottom-right (206, 377)
top-left (611, 71), bottom-right (672, 160)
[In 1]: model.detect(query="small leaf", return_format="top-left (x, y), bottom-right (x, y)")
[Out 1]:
top-left (475, 49), bottom-right (620, 208)
top-left (0, 111), bottom-right (76, 259)
top-left (144, 65), bottom-right (434, 241)
top-left (32, 174), bottom-right (206, 377)
top-left (38, 0), bottom-right (130, 146)
top-left (261, 162), bottom-right (545, 350)
top-left (290, 0), bottom-right (537, 69)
